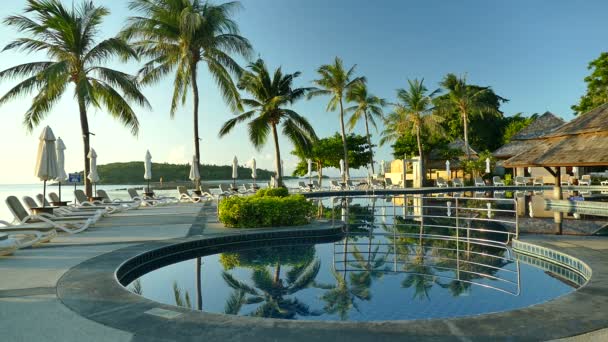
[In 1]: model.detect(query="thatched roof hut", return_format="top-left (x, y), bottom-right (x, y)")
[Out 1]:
top-left (427, 138), bottom-right (478, 169)
top-left (493, 111), bottom-right (565, 160)
top-left (505, 104), bottom-right (608, 167)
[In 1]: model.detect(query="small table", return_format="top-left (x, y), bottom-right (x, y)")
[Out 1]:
top-left (307, 183), bottom-right (314, 191)
top-left (88, 196), bottom-right (104, 203)
top-left (51, 201), bottom-right (70, 207)
top-left (30, 206), bottom-right (57, 215)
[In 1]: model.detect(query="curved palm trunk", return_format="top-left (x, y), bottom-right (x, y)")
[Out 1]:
top-left (191, 63), bottom-right (202, 191)
top-left (274, 260), bottom-right (281, 284)
top-left (364, 114), bottom-right (375, 174)
top-left (271, 123), bottom-right (283, 187)
top-left (339, 98), bottom-right (349, 181)
top-left (78, 95), bottom-right (92, 197)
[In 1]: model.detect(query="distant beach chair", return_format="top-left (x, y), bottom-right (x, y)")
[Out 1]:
top-left (329, 180), bottom-right (342, 191)
top-left (312, 180), bottom-right (321, 191)
top-left (474, 177), bottom-right (485, 187)
top-left (6, 196), bottom-right (100, 234)
top-left (96, 190), bottom-right (141, 210)
top-left (23, 196), bottom-right (100, 220)
top-left (0, 220), bottom-right (57, 253)
top-left (452, 178), bottom-right (464, 187)
top-left (298, 181), bottom-right (309, 192)
top-left (177, 186), bottom-right (203, 202)
top-left (579, 175), bottom-right (592, 186)
top-left (436, 177), bottom-right (448, 188)
top-left (492, 176), bottom-right (505, 186)
top-left (346, 180), bottom-right (357, 190)
top-left (514, 176), bottom-right (527, 186)
top-left (384, 178), bottom-right (397, 189)
top-left (533, 177), bottom-right (544, 186)
top-left (128, 188), bottom-right (175, 205)
top-left (560, 175), bottom-right (572, 186)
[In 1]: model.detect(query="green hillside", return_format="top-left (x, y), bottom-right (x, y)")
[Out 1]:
top-left (83, 162), bottom-right (276, 184)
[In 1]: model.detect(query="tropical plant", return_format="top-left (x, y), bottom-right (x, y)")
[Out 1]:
top-left (309, 57), bottom-right (365, 181)
top-left (380, 79), bottom-right (443, 172)
top-left (501, 113), bottom-right (537, 144)
top-left (319, 268), bottom-right (371, 320)
top-left (219, 59), bottom-right (317, 187)
top-left (437, 74), bottom-right (501, 159)
top-left (0, 0), bottom-right (150, 196)
top-left (572, 52), bottom-right (608, 115)
top-left (222, 258), bottom-right (322, 319)
top-left (172, 281), bottom-right (193, 308)
top-left (291, 133), bottom-right (372, 186)
top-left (123, 0), bottom-right (252, 189)
top-left (345, 82), bottom-right (386, 173)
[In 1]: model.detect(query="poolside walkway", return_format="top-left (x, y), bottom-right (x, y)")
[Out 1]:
top-left (0, 202), bottom-right (607, 341)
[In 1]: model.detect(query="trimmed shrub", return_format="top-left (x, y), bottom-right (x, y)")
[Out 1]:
top-left (218, 194), bottom-right (315, 228)
top-left (254, 187), bottom-right (289, 198)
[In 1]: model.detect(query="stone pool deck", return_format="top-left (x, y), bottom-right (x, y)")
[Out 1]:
top-left (0, 202), bottom-right (607, 341)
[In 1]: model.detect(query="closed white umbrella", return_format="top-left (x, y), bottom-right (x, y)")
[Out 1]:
top-left (87, 148), bottom-right (99, 196)
top-left (189, 155), bottom-right (200, 182)
top-left (55, 137), bottom-right (68, 202)
top-left (144, 150), bottom-right (152, 193)
top-left (485, 158), bottom-right (491, 174)
top-left (380, 160), bottom-right (385, 175)
top-left (232, 156), bottom-right (238, 189)
top-left (251, 158), bottom-right (257, 188)
top-left (35, 126), bottom-right (58, 207)
top-left (445, 160), bottom-right (451, 180)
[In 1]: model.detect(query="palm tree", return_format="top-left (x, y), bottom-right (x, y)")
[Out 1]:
top-left (439, 73), bottom-right (497, 159)
top-left (345, 82), bottom-right (386, 174)
top-left (219, 59), bottom-right (317, 187)
top-left (222, 259), bottom-right (322, 318)
top-left (172, 281), bottom-right (193, 309)
top-left (309, 57), bottom-right (365, 181)
top-left (123, 0), bottom-right (252, 188)
top-left (0, 0), bottom-right (150, 196)
top-left (319, 268), bottom-right (371, 320)
top-left (380, 79), bottom-right (443, 172)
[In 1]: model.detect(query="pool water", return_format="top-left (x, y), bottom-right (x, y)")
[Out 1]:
top-left (127, 196), bottom-right (581, 321)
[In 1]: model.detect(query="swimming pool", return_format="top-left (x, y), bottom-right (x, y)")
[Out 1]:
top-left (125, 195), bottom-right (585, 321)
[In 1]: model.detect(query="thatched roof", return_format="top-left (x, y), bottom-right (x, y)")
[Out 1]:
top-left (493, 112), bottom-right (565, 159)
top-left (427, 138), bottom-right (478, 169)
top-left (505, 104), bottom-right (608, 167)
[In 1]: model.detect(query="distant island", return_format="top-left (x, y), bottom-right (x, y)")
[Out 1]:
top-left (65, 162), bottom-right (279, 185)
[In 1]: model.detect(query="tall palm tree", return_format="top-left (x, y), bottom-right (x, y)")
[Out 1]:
top-left (345, 82), bottom-right (386, 174)
top-left (219, 59), bottom-right (317, 187)
top-left (0, 0), bottom-right (150, 196)
top-left (222, 259), bottom-right (322, 318)
top-left (123, 0), bottom-right (252, 188)
top-left (380, 79), bottom-right (443, 172)
top-left (439, 73), bottom-right (496, 159)
top-left (309, 57), bottom-right (365, 181)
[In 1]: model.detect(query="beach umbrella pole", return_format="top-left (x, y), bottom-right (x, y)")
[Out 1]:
top-left (58, 182), bottom-right (62, 202)
top-left (147, 179), bottom-right (150, 193)
top-left (43, 180), bottom-right (47, 208)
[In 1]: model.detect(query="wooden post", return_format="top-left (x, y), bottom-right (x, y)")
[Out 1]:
top-left (553, 167), bottom-right (563, 235)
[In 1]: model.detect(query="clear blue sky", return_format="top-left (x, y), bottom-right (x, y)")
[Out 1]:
top-left (0, 0), bottom-right (607, 183)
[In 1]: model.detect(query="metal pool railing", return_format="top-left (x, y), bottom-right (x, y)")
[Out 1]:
top-left (310, 195), bottom-right (522, 295)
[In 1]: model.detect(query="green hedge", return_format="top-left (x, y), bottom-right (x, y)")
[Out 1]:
top-left (218, 193), bottom-right (315, 228)
top-left (254, 187), bottom-right (289, 197)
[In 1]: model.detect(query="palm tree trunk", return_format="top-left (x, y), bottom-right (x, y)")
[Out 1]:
top-left (274, 261), bottom-right (281, 284)
top-left (339, 97), bottom-right (349, 181)
top-left (416, 124), bottom-right (424, 181)
top-left (191, 63), bottom-right (201, 190)
top-left (271, 123), bottom-right (283, 187)
top-left (462, 110), bottom-right (471, 160)
top-left (196, 258), bottom-right (202, 311)
top-left (77, 94), bottom-right (92, 197)
top-left (364, 115), bottom-right (374, 174)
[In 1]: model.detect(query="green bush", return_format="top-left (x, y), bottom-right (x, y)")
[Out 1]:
top-left (254, 187), bottom-right (289, 198)
top-left (218, 194), bottom-right (315, 228)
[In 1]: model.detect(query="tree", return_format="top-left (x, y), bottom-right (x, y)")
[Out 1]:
top-left (380, 79), bottom-right (443, 172)
top-left (309, 57), bottom-right (365, 181)
top-left (501, 113), bottom-right (537, 145)
top-left (572, 52), bottom-right (608, 115)
top-left (123, 0), bottom-right (252, 189)
top-left (345, 82), bottom-right (386, 173)
top-left (0, 0), bottom-right (150, 196)
top-left (292, 133), bottom-right (372, 185)
top-left (437, 74), bottom-right (504, 158)
top-left (219, 59), bottom-right (317, 187)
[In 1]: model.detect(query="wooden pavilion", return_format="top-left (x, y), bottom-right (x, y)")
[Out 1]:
top-left (505, 103), bottom-right (608, 233)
